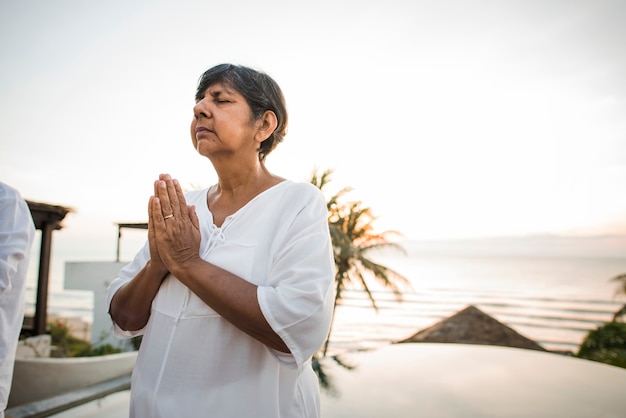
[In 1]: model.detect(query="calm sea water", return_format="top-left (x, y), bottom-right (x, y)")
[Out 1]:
top-left (25, 237), bottom-right (626, 355)
top-left (327, 245), bottom-right (626, 355)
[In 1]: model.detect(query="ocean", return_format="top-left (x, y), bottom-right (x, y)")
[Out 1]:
top-left (327, 237), bottom-right (626, 355)
top-left (25, 236), bottom-right (626, 355)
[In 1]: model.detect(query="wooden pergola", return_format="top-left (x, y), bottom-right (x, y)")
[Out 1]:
top-left (25, 200), bottom-right (72, 336)
top-left (22, 200), bottom-right (148, 336)
top-left (115, 223), bottom-right (147, 262)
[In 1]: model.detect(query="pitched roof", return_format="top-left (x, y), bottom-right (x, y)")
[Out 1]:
top-left (398, 305), bottom-right (547, 351)
top-left (26, 200), bottom-right (72, 230)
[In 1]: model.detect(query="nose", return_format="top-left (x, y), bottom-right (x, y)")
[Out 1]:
top-left (193, 98), bottom-right (211, 119)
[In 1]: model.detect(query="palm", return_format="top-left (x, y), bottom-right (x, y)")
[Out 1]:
top-left (310, 169), bottom-right (411, 356)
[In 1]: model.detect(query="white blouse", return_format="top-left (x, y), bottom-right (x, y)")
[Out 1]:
top-left (0, 183), bottom-right (35, 417)
top-left (106, 180), bottom-right (335, 418)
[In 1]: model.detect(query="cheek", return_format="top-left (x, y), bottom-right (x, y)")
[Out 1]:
top-left (190, 120), bottom-right (198, 148)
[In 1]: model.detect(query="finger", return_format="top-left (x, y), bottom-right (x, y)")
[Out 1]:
top-left (153, 179), bottom-right (161, 198)
top-left (154, 174), bottom-right (170, 197)
top-left (148, 195), bottom-right (154, 222)
top-left (157, 180), bottom-right (173, 215)
top-left (188, 205), bottom-right (200, 229)
top-left (164, 178), bottom-right (181, 218)
top-left (151, 196), bottom-right (167, 231)
top-left (173, 179), bottom-right (188, 220)
top-left (148, 196), bottom-right (159, 238)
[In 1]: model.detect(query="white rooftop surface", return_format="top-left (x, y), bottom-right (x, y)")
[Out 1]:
top-left (47, 343), bottom-right (626, 418)
top-left (320, 343), bottom-right (626, 418)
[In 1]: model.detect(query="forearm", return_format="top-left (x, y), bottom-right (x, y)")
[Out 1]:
top-left (109, 261), bottom-right (167, 331)
top-left (172, 257), bottom-right (290, 353)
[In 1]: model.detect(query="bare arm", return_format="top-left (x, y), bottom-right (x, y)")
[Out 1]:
top-left (171, 257), bottom-right (289, 353)
top-left (108, 260), bottom-right (167, 331)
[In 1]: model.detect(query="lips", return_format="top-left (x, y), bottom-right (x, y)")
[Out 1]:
top-left (195, 126), bottom-right (212, 134)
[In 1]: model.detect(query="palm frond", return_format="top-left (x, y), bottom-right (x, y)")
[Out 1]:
top-left (359, 257), bottom-right (412, 296)
top-left (310, 167), bottom-right (412, 357)
top-left (353, 268), bottom-right (379, 312)
top-left (611, 274), bottom-right (626, 295)
top-left (613, 305), bottom-right (626, 322)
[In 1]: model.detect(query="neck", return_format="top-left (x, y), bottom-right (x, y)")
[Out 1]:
top-left (211, 157), bottom-right (271, 195)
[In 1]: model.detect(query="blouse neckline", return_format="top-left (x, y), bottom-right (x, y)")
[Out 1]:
top-left (201, 179), bottom-right (290, 229)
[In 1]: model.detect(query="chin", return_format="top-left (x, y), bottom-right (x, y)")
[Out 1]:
top-left (195, 141), bottom-right (215, 158)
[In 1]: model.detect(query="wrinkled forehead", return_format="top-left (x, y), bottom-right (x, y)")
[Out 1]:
top-left (196, 70), bottom-right (242, 99)
top-left (196, 79), bottom-right (237, 98)
top-left (197, 81), bottom-right (238, 97)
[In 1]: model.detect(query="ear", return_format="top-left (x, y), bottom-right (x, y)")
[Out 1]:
top-left (254, 111), bottom-right (278, 143)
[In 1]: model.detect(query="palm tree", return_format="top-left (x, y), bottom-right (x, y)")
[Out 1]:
top-left (310, 169), bottom-right (412, 356)
top-left (611, 273), bottom-right (626, 321)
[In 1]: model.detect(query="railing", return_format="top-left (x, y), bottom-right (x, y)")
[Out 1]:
top-left (5, 375), bottom-right (130, 418)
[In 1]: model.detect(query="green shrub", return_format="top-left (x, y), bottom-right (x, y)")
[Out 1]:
top-left (49, 321), bottom-right (122, 357)
top-left (90, 344), bottom-right (122, 356)
top-left (577, 322), bottom-right (626, 369)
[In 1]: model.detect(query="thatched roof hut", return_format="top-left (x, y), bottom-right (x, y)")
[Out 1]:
top-left (399, 305), bottom-right (546, 351)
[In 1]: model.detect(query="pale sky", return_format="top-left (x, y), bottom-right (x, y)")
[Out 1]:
top-left (2, 0), bottom-right (626, 267)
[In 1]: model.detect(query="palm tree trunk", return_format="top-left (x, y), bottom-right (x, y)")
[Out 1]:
top-left (322, 278), bottom-right (342, 357)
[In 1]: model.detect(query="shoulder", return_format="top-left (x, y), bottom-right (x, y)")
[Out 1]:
top-left (0, 183), bottom-right (35, 240)
top-left (0, 182), bottom-right (21, 201)
top-left (0, 182), bottom-right (29, 213)
top-left (272, 180), bottom-right (326, 213)
top-left (271, 181), bottom-right (328, 224)
top-left (278, 180), bottom-right (324, 202)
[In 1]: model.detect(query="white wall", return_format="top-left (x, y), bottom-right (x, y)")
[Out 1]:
top-left (64, 261), bottom-right (128, 349)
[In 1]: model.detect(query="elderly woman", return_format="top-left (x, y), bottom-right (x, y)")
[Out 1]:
top-left (107, 64), bottom-right (335, 418)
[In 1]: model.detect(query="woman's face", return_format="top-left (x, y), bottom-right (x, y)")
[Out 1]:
top-left (190, 82), bottom-right (260, 160)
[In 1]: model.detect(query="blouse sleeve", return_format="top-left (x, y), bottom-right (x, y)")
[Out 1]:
top-left (257, 185), bottom-right (335, 369)
top-left (0, 185), bottom-right (35, 295)
top-left (105, 241), bottom-right (151, 338)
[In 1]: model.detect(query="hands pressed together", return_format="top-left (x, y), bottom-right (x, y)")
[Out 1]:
top-left (148, 174), bottom-right (201, 277)
top-left (111, 173), bottom-right (290, 351)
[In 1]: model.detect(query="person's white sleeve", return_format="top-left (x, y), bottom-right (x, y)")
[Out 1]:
top-left (0, 186), bottom-right (35, 295)
top-left (105, 241), bottom-right (151, 339)
top-left (257, 188), bottom-right (335, 369)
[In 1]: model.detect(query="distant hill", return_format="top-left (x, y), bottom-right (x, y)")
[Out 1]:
top-left (390, 234), bottom-right (626, 259)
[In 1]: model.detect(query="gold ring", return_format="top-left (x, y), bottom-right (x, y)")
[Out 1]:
top-left (163, 214), bottom-right (174, 220)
